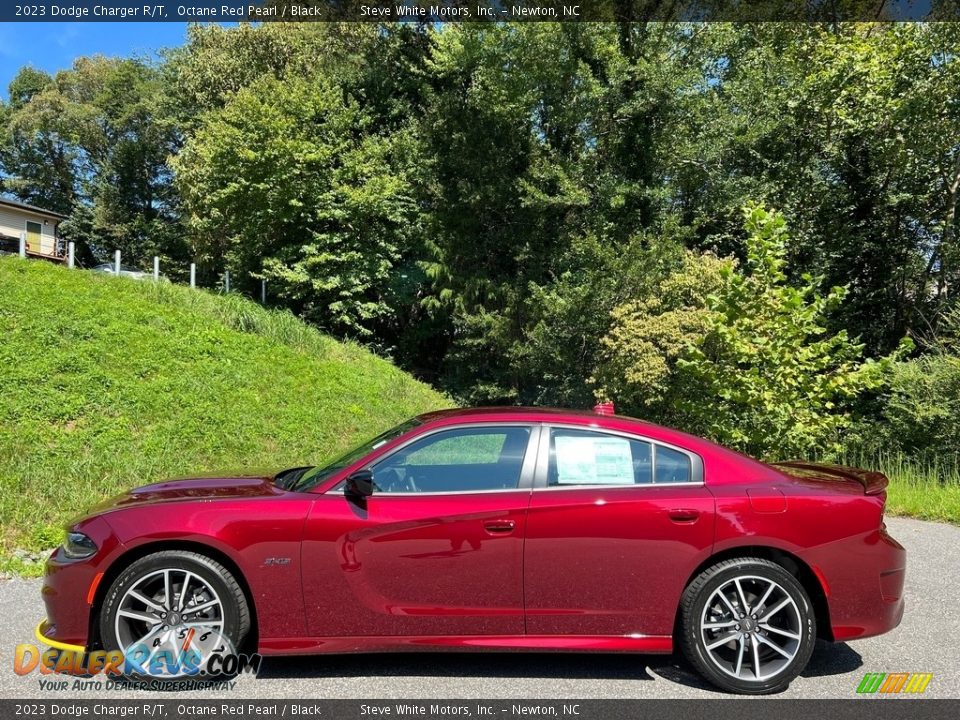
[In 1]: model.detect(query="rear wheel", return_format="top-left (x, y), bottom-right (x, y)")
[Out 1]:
top-left (99, 550), bottom-right (250, 679)
top-left (679, 557), bottom-right (816, 694)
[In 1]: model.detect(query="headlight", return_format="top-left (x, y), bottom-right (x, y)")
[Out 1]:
top-left (61, 531), bottom-right (98, 559)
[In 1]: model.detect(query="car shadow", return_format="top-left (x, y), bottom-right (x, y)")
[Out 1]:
top-left (801, 640), bottom-right (863, 678)
top-left (256, 651), bottom-right (697, 686)
top-left (253, 641), bottom-right (861, 694)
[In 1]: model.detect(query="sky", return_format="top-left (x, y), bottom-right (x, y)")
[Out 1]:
top-left (0, 23), bottom-right (194, 99)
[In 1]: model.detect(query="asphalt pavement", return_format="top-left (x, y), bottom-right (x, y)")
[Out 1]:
top-left (1, 517), bottom-right (957, 700)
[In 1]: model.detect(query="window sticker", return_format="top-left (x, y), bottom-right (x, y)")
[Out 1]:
top-left (554, 435), bottom-right (635, 485)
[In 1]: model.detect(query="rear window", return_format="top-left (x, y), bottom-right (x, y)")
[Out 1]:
top-left (547, 428), bottom-right (694, 486)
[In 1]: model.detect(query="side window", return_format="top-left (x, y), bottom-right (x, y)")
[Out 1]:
top-left (372, 426), bottom-right (531, 494)
top-left (548, 429), bottom-right (652, 486)
top-left (655, 445), bottom-right (692, 484)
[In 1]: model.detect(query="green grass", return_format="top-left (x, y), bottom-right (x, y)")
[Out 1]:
top-left (0, 256), bottom-right (451, 572)
top-left (861, 454), bottom-right (960, 525)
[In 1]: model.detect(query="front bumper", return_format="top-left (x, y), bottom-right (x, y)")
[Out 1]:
top-left (34, 619), bottom-right (86, 653)
top-left (39, 515), bottom-right (121, 650)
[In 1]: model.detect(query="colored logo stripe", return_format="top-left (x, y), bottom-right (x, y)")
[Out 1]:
top-left (904, 673), bottom-right (934, 694)
top-left (857, 673), bottom-right (886, 693)
top-left (856, 673), bottom-right (933, 694)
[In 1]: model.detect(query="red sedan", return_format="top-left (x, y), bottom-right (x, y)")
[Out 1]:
top-left (37, 407), bottom-right (905, 694)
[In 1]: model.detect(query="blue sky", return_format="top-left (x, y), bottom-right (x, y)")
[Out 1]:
top-left (0, 23), bottom-right (193, 99)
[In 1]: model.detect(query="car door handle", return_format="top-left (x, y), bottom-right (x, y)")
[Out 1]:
top-left (668, 509), bottom-right (700, 523)
top-left (483, 520), bottom-right (516, 534)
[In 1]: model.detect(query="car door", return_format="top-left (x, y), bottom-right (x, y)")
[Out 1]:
top-left (524, 425), bottom-right (715, 641)
top-left (301, 423), bottom-right (539, 638)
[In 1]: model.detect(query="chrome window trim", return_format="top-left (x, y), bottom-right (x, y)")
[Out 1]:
top-left (534, 423), bottom-right (705, 489)
top-left (325, 422), bottom-right (542, 495)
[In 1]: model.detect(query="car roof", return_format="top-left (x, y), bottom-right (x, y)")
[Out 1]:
top-left (412, 406), bottom-right (778, 484)
top-left (416, 406), bottom-right (613, 422)
top-left (415, 406), bottom-right (682, 439)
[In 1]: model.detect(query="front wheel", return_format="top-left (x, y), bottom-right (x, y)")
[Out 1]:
top-left (99, 550), bottom-right (250, 679)
top-left (679, 557), bottom-right (816, 694)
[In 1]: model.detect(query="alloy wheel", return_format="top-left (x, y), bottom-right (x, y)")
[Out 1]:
top-left (698, 574), bottom-right (803, 682)
top-left (114, 567), bottom-right (225, 675)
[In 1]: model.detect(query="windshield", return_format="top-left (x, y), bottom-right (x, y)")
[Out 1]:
top-left (279, 418), bottom-right (423, 492)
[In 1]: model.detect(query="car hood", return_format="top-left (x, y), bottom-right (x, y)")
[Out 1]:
top-left (88, 474), bottom-right (286, 514)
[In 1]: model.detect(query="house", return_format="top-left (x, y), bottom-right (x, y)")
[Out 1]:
top-left (0, 196), bottom-right (68, 261)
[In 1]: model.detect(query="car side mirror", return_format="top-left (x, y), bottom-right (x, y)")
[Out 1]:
top-left (345, 469), bottom-right (375, 498)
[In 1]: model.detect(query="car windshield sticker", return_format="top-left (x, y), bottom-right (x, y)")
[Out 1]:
top-left (555, 435), bottom-right (634, 485)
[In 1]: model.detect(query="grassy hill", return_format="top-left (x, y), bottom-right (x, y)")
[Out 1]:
top-left (0, 257), bottom-right (450, 574)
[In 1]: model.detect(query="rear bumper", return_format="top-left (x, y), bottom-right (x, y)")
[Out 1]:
top-left (810, 525), bottom-right (906, 642)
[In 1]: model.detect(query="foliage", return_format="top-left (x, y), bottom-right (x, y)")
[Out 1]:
top-left (668, 24), bottom-right (960, 353)
top-left (0, 67), bottom-right (77, 214)
top-left (172, 74), bottom-right (418, 337)
top-left (0, 256), bottom-right (449, 559)
top-left (593, 250), bottom-right (730, 424)
top-left (678, 205), bottom-right (902, 458)
top-left (3, 22), bottom-right (960, 473)
top-left (851, 309), bottom-right (960, 461)
top-left (0, 58), bottom-right (186, 264)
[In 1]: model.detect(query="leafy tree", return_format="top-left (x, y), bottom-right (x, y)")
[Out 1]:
top-left (1, 58), bottom-right (185, 265)
top-left (677, 205), bottom-right (902, 458)
top-left (592, 249), bottom-right (730, 425)
top-left (172, 75), bottom-right (418, 337)
top-left (0, 67), bottom-right (78, 214)
top-left (421, 24), bottom-right (688, 402)
top-left (854, 308), bottom-right (960, 461)
top-left (668, 24), bottom-right (960, 353)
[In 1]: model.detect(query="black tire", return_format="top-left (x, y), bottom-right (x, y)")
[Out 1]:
top-left (679, 557), bottom-right (816, 695)
top-left (99, 550), bottom-right (250, 679)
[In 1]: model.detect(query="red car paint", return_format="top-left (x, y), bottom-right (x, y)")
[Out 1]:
top-left (39, 407), bottom-right (905, 657)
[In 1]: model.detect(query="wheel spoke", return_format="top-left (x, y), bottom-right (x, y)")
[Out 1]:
top-left (734, 578), bottom-right (751, 614)
top-left (177, 572), bottom-right (193, 611)
top-left (147, 630), bottom-right (176, 663)
top-left (751, 634), bottom-right (762, 680)
top-left (754, 581), bottom-right (775, 613)
top-left (163, 570), bottom-right (173, 610)
top-left (762, 597), bottom-right (792, 620)
top-left (128, 590), bottom-right (165, 613)
top-left (734, 634), bottom-right (746, 677)
top-left (183, 620), bottom-right (223, 629)
top-left (118, 609), bottom-right (160, 625)
top-left (760, 623), bottom-right (800, 640)
top-left (132, 623), bottom-right (167, 648)
top-left (716, 590), bottom-right (739, 618)
top-left (706, 631), bottom-right (741, 651)
top-left (703, 620), bottom-right (738, 630)
top-left (184, 598), bottom-right (219, 615)
top-left (756, 633), bottom-right (793, 659)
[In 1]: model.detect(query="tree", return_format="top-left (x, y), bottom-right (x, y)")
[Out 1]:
top-left (677, 205), bottom-right (901, 458)
top-left (1, 58), bottom-right (186, 265)
top-left (666, 24), bottom-right (960, 353)
top-left (0, 67), bottom-right (78, 214)
top-left (172, 75), bottom-right (418, 337)
top-left (592, 249), bottom-right (730, 425)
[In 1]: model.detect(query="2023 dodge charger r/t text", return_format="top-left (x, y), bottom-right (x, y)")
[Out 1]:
top-left (37, 407), bottom-right (905, 694)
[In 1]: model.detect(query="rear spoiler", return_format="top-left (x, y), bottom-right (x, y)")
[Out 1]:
top-left (775, 461), bottom-right (889, 495)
